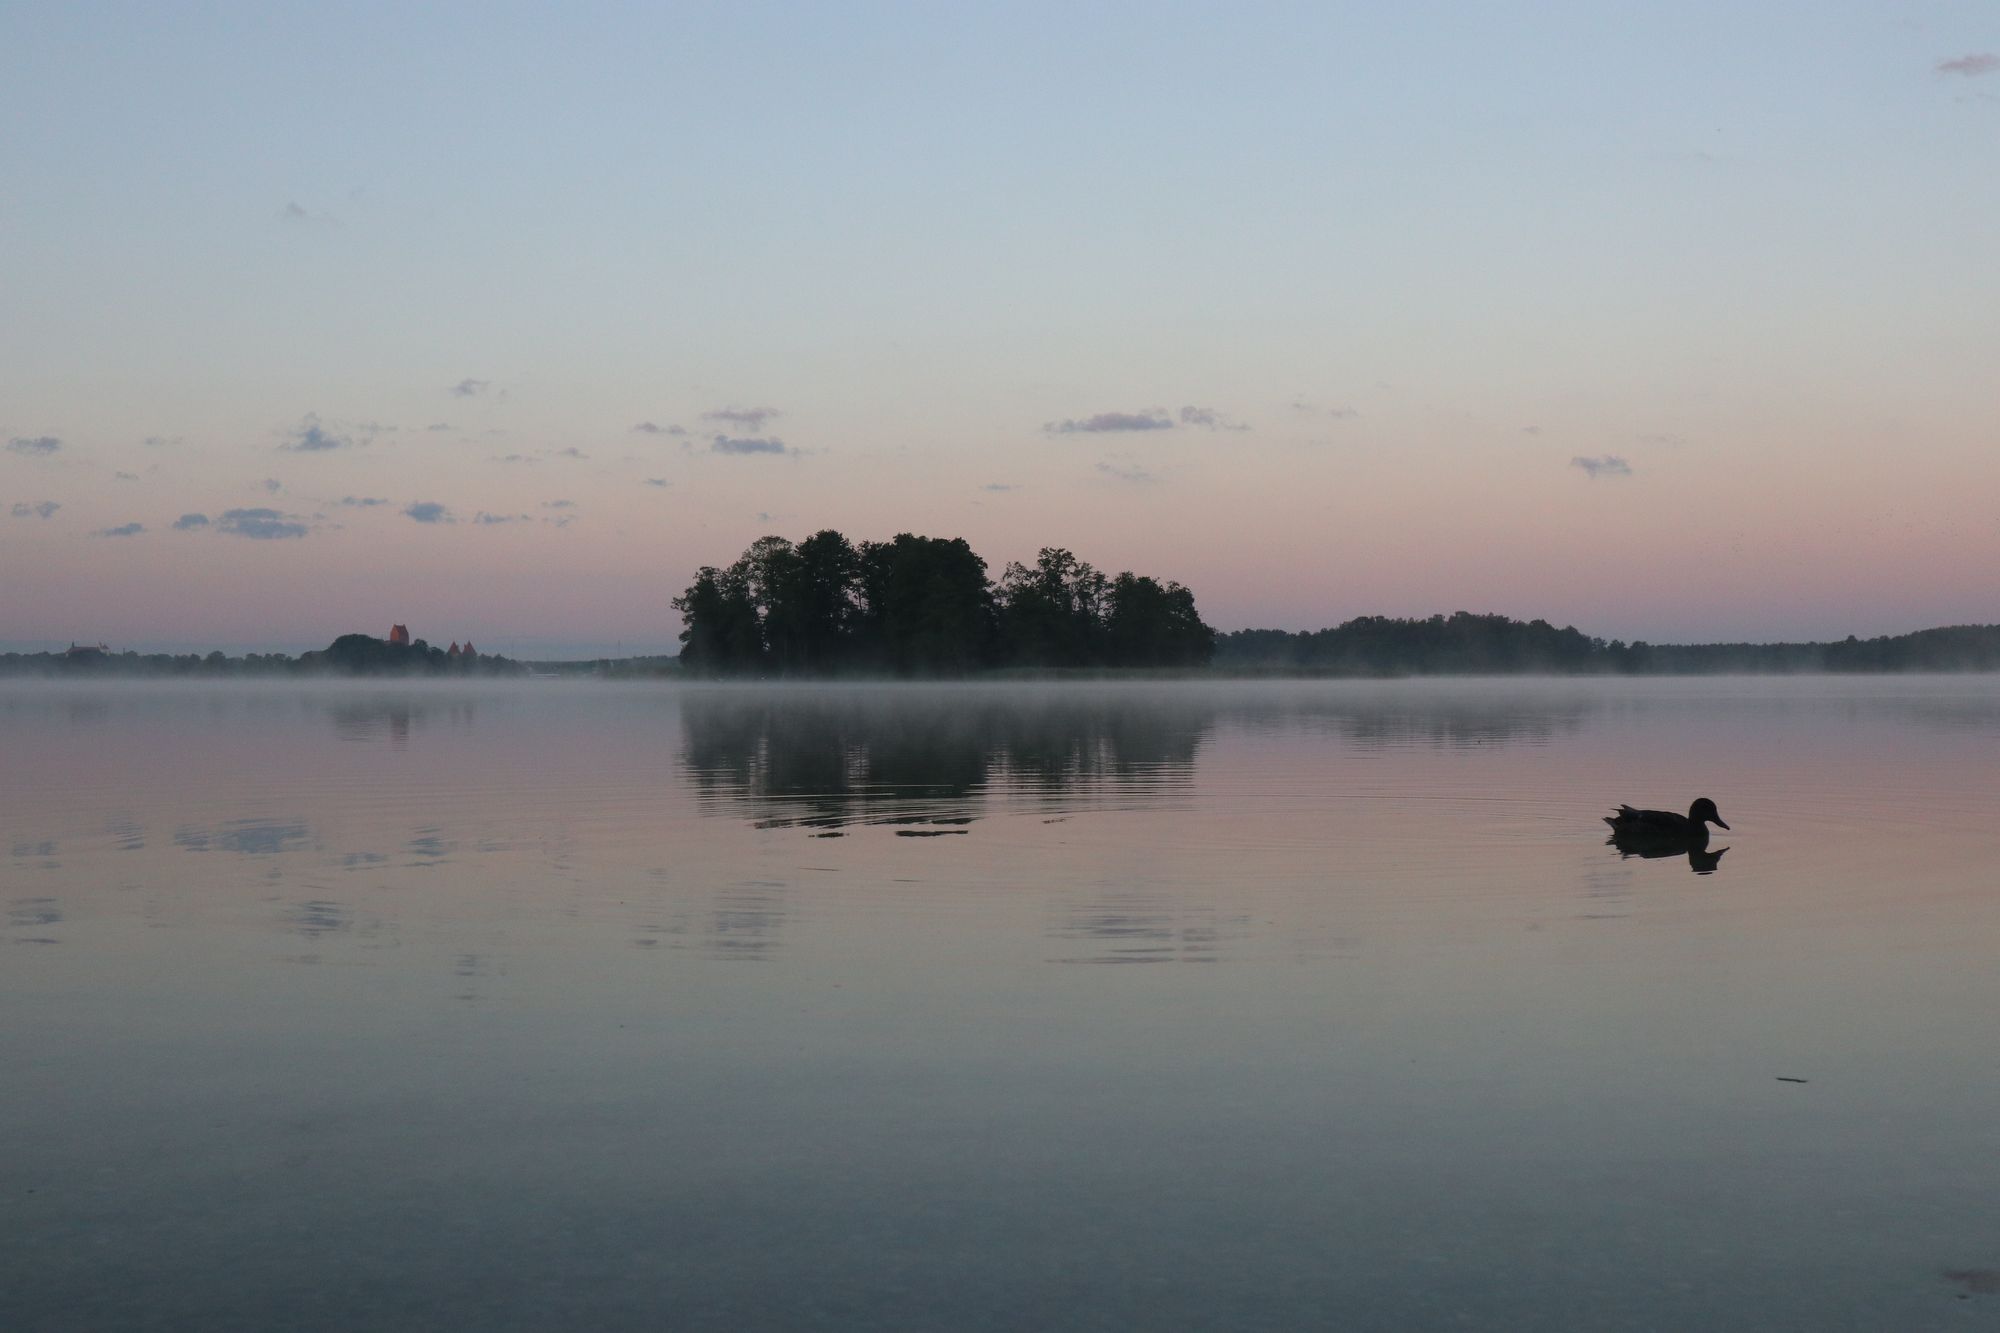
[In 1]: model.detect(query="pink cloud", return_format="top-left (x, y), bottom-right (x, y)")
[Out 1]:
top-left (1936, 53), bottom-right (2000, 77)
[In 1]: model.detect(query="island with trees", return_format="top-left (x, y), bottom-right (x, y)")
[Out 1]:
top-left (672, 531), bottom-right (1216, 676)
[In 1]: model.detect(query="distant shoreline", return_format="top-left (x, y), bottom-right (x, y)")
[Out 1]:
top-left (7, 661), bottom-right (2000, 682)
top-left (7, 616), bottom-right (2000, 679)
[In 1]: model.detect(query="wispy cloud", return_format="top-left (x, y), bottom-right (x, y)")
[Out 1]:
top-left (1178, 405), bottom-right (1249, 431)
top-left (449, 378), bottom-right (491, 398)
top-left (142, 434), bottom-right (182, 448)
top-left (426, 422), bottom-right (452, 432)
top-left (172, 512), bottom-right (209, 530)
top-left (218, 507), bottom-right (308, 539)
top-left (280, 413), bottom-right (357, 452)
top-left (280, 198), bottom-right (338, 224)
top-left (644, 477), bottom-right (671, 487)
top-left (1045, 410), bottom-right (1173, 435)
top-left (1291, 399), bottom-right (1359, 420)
top-left (262, 478), bottom-right (283, 494)
top-left (702, 406), bottom-right (780, 431)
top-left (542, 499), bottom-right (575, 510)
top-left (556, 447), bottom-right (588, 459)
top-left (7, 435), bottom-right (61, 456)
top-left (633, 421), bottom-right (687, 436)
top-left (1937, 53), bottom-right (2000, 77)
top-left (712, 435), bottom-right (788, 456)
top-left (10, 501), bottom-right (60, 519)
top-left (493, 454), bottom-right (534, 464)
top-left (981, 483), bottom-right (1019, 492)
top-left (473, 512), bottom-right (528, 525)
top-left (95, 522), bottom-right (145, 538)
top-left (1096, 461), bottom-right (1156, 484)
top-left (404, 501), bottom-right (452, 524)
top-left (337, 496), bottom-right (388, 508)
top-left (1570, 455), bottom-right (1634, 479)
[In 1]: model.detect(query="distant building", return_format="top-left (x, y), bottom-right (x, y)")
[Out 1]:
top-left (383, 624), bottom-right (481, 661)
top-left (65, 642), bottom-right (109, 659)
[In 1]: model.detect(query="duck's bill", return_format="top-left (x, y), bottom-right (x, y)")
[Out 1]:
top-left (1713, 818), bottom-right (1730, 830)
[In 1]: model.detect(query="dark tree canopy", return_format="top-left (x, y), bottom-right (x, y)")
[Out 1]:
top-left (1210, 615), bottom-right (2000, 676)
top-left (857, 534), bottom-right (996, 675)
top-left (668, 566), bottom-right (760, 675)
top-left (1107, 572), bottom-right (1215, 668)
top-left (1213, 613), bottom-right (1613, 674)
top-left (672, 533), bottom-right (1216, 676)
top-left (995, 548), bottom-right (1110, 668)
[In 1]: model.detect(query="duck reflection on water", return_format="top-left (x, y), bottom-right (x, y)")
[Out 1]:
top-left (1604, 798), bottom-right (1732, 875)
top-left (1606, 831), bottom-right (1728, 874)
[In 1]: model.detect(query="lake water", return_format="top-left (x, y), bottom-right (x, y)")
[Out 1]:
top-left (6, 677), bottom-right (2000, 1330)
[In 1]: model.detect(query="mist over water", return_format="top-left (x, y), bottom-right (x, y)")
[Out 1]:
top-left (7, 677), bottom-right (2000, 1328)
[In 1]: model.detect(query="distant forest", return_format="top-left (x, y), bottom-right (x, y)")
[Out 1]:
top-left (1214, 614), bottom-right (2000, 675)
top-left (674, 532), bottom-right (1216, 675)
top-left (0, 635), bottom-right (523, 678)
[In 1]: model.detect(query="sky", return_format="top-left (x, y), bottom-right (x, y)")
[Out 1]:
top-left (3, 2), bottom-right (1996, 656)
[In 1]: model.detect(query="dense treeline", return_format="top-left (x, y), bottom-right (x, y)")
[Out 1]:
top-left (1630, 624), bottom-right (2000, 674)
top-left (1217, 613), bottom-right (1602, 674)
top-left (0, 635), bottom-right (523, 678)
top-left (673, 532), bottom-right (1217, 676)
top-left (1213, 614), bottom-right (2000, 675)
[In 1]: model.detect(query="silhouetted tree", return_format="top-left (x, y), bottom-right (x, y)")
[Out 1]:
top-left (672, 565), bottom-right (762, 675)
top-left (785, 529), bottom-right (865, 673)
top-left (996, 548), bottom-right (1110, 667)
top-left (1106, 573), bottom-right (1215, 667)
top-left (855, 534), bottom-right (997, 674)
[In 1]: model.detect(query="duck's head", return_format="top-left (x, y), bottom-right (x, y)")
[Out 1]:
top-left (1689, 797), bottom-right (1729, 830)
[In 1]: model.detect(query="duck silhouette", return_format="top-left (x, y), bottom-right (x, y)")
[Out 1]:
top-left (1604, 798), bottom-right (1731, 874)
top-left (1605, 797), bottom-right (1728, 838)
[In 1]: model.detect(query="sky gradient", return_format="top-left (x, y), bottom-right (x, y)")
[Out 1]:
top-left (4, 2), bottom-right (1997, 656)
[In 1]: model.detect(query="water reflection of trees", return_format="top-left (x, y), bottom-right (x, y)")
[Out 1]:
top-left (328, 700), bottom-right (414, 746)
top-left (1048, 890), bottom-right (1251, 964)
top-left (678, 688), bottom-right (1211, 829)
top-left (679, 685), bottom-right (1599, 829)
top-left (1318, 702), bottom-right (1589, 750)
top-left (324, 697), bottom-right (481, 747)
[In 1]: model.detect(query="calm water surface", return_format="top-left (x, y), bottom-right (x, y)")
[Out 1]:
top-left (5, 677), bottom-right (2000, 1329)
